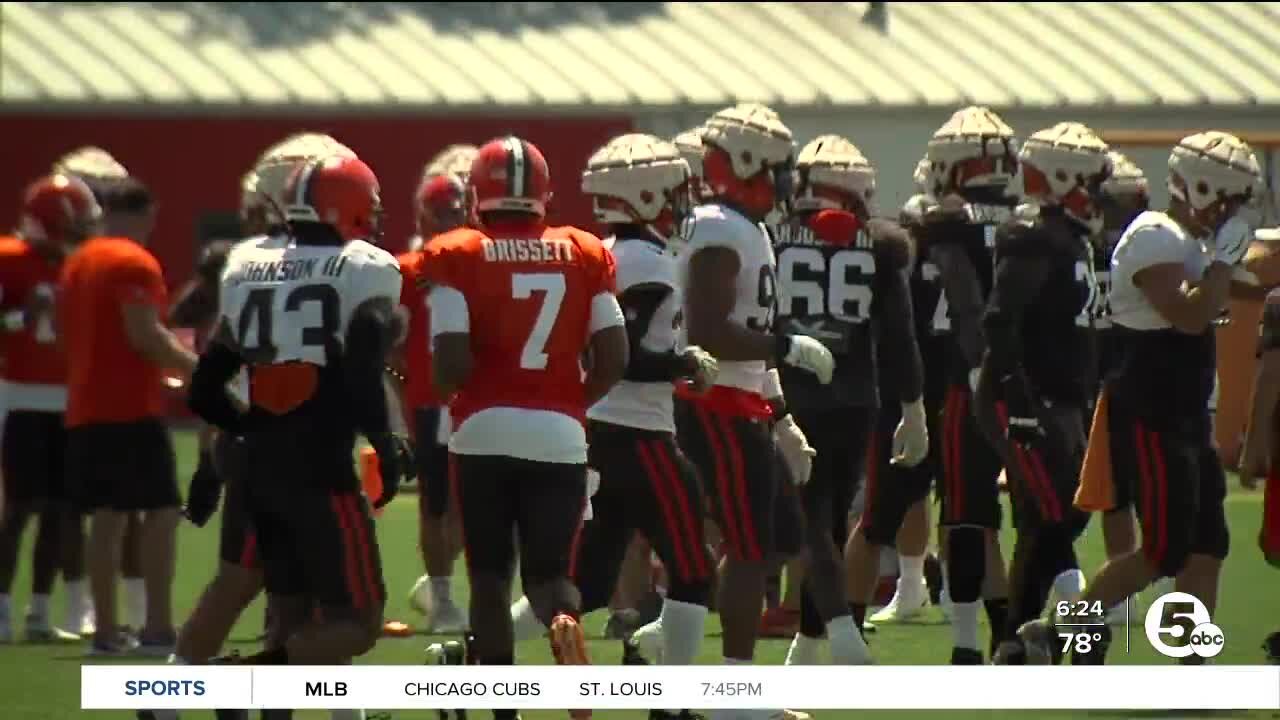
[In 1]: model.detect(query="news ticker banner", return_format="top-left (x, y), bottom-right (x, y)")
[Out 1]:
top-left (83, 665), bottom-right (1280, 711)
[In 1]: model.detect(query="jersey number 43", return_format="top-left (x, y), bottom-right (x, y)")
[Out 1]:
top-left (236, 284), bottom-right (340, 365)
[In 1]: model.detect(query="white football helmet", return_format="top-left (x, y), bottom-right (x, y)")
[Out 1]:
top-left (794, 135), bottom-right (876, 216)
top-left (699, 103), bottom-right (795, 218)
top-left (925, 106), bottom-right (1018, 195)
top-left (423, 143), bottom-right (479, 184)
top-left (1167, 131), bottom-right (1262, 211)
top-left (912, 156), bottom-right (931, 194)
top-left (241, 132), bottom-right (357, 227)
top-left (581, 133), bottom-right (691, 242)
top-left (1018, 122), bottom-right (1112, 233)
top-left (52, 146), bottom-right (130, 181)
top-left (1100, 150), bottom-right (1148, 198)
top-left (673, 126), bottom-right (708, 201)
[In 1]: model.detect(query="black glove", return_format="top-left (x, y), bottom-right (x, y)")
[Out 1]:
top-left (1001, 374), bottom-right (1045, 447)
top-left (367, 433), bottom-right (415, 509)
top-left (183, 449), bottom-right (223, 527)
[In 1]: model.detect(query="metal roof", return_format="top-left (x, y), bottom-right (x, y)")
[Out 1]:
top-left (4, 1), bottom-right (1280, 110)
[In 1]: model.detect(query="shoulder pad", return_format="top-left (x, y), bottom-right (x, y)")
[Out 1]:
top-left (344, 239), bottom-right (399, 269)
top-left (866, 218), bottom-right (913, 270)
top-left (807, 209), bottom-right (861, 248)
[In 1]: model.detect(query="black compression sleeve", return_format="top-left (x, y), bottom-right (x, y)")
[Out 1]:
top-left (876, 266), bottom-right (924, 403)
top-left (345, 297), bottom-right (397, 437)
top-left (620, 284), bottom-right (691, 383)
top-left (982, 254), bottom-right (1049, 380)
top-left (188, 337), bottom-right (248, 433)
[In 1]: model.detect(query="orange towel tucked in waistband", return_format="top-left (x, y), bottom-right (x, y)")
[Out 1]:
top-left (1075, 389), bottom-right (1115, 513)
top-left (359, 446), bottom-right (386, 517)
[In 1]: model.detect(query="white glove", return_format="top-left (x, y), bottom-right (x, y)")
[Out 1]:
top-left (891, 399), bottom-right (929, 467)
top-left (583, 468), bottom-right (601, 521)
top-left (968, 367), bottom-right (982, 394)
top-left (1213, 212), bottom-right (1252, 266)
top-left (775, 414), bottom-right (816, 486)
top-left (782, 335), bottom-right (835, 385)
top-left (681, 345), bottom-right (719, 393)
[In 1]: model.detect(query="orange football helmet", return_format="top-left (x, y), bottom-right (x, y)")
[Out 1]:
top-left (283, 156), bottom-right (382, 242)
top-left (19, 174), bottom-right (101, 246)
top-left (469, 136), bottom-right (552, 218)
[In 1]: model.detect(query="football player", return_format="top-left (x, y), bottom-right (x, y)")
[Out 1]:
top-left (60, 173), bottom-right (195, 655)
top-left (424, 136), bottom-right (627, 719)
top-left (917, 106), bottom-right (1016, 663)
top-left (0, 175), bottom-right (101, 643)
top-left (770, 135), bottom-right (926, 666)
top-left (400, 143), bottom-right (477, 634)
top-left (1092, 151), bottom-right (1150, 624)
top-left (972, 123), bottom-right (1111, 663)
top-left (188, 154), bottom-right (409, 677)
top-left (862, 182), bottom-right (950, 626)
top-left (675, 103), bottom-right (829, 716)
top-left (1020, 131), bottom-right (1262, 664)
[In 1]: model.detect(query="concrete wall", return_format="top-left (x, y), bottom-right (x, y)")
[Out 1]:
top-left (638, 106), bottom-right (1279, 221)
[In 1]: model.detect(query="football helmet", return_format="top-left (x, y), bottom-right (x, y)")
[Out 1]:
top-left (794, 135), bottom-right (876, 219)
top-left (1167, 131), bottom-right (1261, 211)
top-left (581, 133), bottom-right (691, 242)
top-left (699, 103), bottom-right (795, 220)
top-left (51, 146), bottom-right (129, 182)
top-left (912, 156), bottom-right (931, 194)
top-left (283, 155), bottom-right (382, 243)
top-left (673, 126), bottom-right (709, 201)
top-left (425, 144), bottom-right (479, 183)
top-left (1101, 151), bottom-right (1148, 198)
top-left (1018, 122), bottom-right (1112, 233)
top-left (469, 136), bottom-right (552, 217)
top-left (241, 133), bottom-right (357, 230)
top-left (19, 174), bottom-right (102, 247)
top-left (924, 106), bottom-right (1018, 196)
top-left (414, 173), bottom-right (469, 237)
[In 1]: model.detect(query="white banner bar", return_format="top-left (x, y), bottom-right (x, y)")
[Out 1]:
top-left (82, 665), bottom-right (1280, 711)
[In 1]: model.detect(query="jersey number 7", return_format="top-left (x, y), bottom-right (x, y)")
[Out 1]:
top-left (512, 272), bottom-right (565, 370)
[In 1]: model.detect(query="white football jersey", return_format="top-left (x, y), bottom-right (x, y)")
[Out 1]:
top-left (219, 235), bottom-right (402, 366)
top-left (1110, 211), bottom-right (1209, 331)
top-left (588, 236), bottom-right (681, 433)
top-left (678, 203), bottom-right (775, 394)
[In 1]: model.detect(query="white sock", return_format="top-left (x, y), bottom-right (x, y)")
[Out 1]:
top-left (952, 601), bottom-right (981, 651)
top-left (1052, 569), bottom-right (1085, 602)
top-left (939, 563), bottom-right (951, 600)
top-left (659, 599), bottom-right (707, 665)
top-left (65, 580), bottom-right (87, 609)
top-left (330, 711), bottom-right (364, 720)
top-left (899, 554), bottom-right (926, 585)
top-left (784, 632), bottom-right (823, 666)
top-left (510, 596), bottom-right (545, 642)
top-left (124, 577), bottom-right (146, 628)
top-left (0, 593), bottom-right (11, 619)
top-left (430, 576), bottom-right (453, 605)
top-left (724, 656), bottom-right (751, 665)
top-left (29, 593), bottom-right (50, 622)
top-left (826, 615), bottom-right (869, 664)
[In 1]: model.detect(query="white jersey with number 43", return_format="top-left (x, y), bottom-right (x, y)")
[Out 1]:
top-left (678, 203), bottom-right (776, 395)
top-left (218, 235), bottom-right (401, 367)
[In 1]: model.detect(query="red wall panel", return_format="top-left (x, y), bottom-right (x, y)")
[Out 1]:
top-left (0, 113), bottom-right (631, 288)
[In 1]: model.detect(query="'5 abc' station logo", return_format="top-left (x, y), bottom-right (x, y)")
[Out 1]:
top-left (1144, 592), bottom-right (1225, 659)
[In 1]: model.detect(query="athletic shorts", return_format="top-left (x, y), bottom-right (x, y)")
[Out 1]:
top-left (938, 385), bottom-right (1003, 530)
top-left (450, 452), bottom-right (586, 585)
top-left (572, 421), bottom-right (710, 611)
top-left (1, 410), bottom-right (67, 505)
top-left (676, 398), bottom-right (785, 562)
top-left (414, 407), bottom-right (451, 518)
top-left (976, 397), bottom-right (1089, 532)
top-left (248, 482), bottom-right (384, 614)
top-left (215, 434), bottom-right (257, 569)
top-left (65, 418), bottom-right (179, 513)
top-left (1108, 402), bottom-right (1229, 577)
top-left (791, 406), bottom-right (874, 545)
top-left (862, 401), bottom-right (937, 546)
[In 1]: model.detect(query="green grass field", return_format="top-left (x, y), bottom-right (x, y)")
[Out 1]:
top-left (2, 429), bottom-right (1277, 720)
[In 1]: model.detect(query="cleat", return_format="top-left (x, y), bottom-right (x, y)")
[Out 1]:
top-left (784, 634), bottom-right (823, 666)
top-left (603, 608), bottom-right (642, 639)
top-left (758, 607), bottom-right (799, 638)
top-left (428, 600), bottom-right (468, 635)
top-left (1016, 619), bottom-right (1063, 665)
top-left (549, 614), bottom-right (592, 720)
top-left (24, 618), bottom-right (80, 644)
top-left (622, 639), bottom-right (650, 666)
top-left (408, 575), bottom-right (432, 615)
top-left (868, 578), bottom-right (929, 624)
top-left (134, 631), bottom-right (177, 658)
top-left (88, 634), bottom-right (140, 657)
top-left (1265, 631), bottom-right (1280, 664)
top-left (950, 647), bottom-right (984, 665)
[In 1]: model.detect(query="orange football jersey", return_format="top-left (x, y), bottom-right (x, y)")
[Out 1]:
top-left (396, 248), bottom-right (439, 409)
top-left (422, 221), bottom-right (616, 427)
top-left (0, 236), bottom-right (66, 388)
top-left (60, 237), bottom-right (169, 427)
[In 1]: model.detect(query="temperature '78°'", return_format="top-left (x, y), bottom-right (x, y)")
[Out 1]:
top-left (1059, 632), bottom-right (1104, 655)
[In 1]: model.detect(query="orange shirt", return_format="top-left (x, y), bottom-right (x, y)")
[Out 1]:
top-left (60, 237), bottom-right (169, 427)
top-left (421, 222), bottom-right (616, 428)
top-left (0, 236), bottom-right (67, 391)
top-left (396, 249), bottom-right (438, 409)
